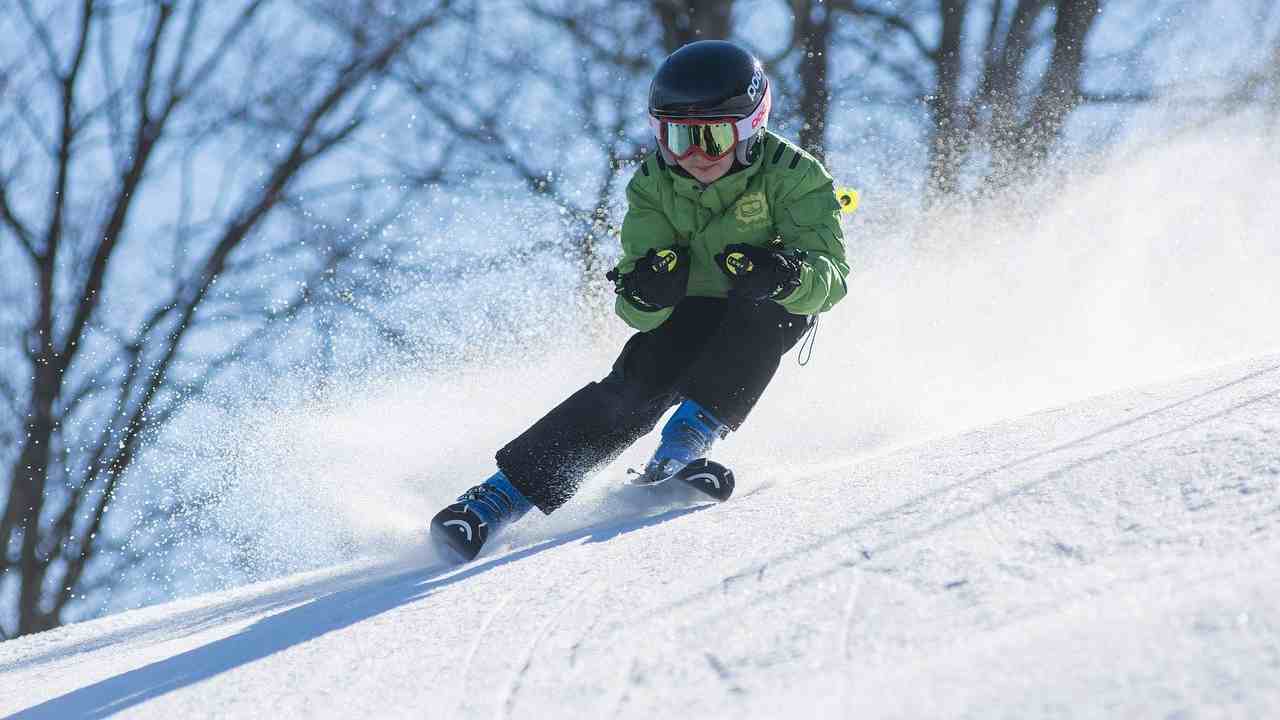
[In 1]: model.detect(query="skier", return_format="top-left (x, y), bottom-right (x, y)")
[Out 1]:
top-left (430, 40), bottom-right (850, 562)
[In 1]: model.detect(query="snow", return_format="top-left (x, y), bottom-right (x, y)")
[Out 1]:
top-left (3, 353), bottom-right (1278, 719)
top-left (5, 118), bottom-right (1280, 718)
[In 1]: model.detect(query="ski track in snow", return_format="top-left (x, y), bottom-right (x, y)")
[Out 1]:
top-left (2, 354), bottom-right (1280, 718)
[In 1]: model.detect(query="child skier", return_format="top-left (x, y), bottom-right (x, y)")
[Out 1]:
top-left (430, 40), bottom-right (849, 562)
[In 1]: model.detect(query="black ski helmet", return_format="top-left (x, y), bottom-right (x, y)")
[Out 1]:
top-left (648, 40), bottom-right (772, 164)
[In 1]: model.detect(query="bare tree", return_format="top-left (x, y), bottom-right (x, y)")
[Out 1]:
top-left (793, 2), bottom-right (836, 162)
top-left (394, 1), bottom-right (657, 316)
top-left (831, 0), bottom-right (1114, 199)
top-left (0, 0), bottom-right (458, 638)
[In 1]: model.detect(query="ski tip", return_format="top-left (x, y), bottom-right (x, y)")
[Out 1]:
top-left (676, 459), bottom-right (735, 502)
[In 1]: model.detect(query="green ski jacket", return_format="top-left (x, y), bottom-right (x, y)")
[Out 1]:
top-left (613, 130), bottom-right (850, 331)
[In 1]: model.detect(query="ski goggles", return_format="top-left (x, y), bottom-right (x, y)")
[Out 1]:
top-left (654, 118), bottom-right (740, 160)
top-left (649, 85), bottom-right (772, 161)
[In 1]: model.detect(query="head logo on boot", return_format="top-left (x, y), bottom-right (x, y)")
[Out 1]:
top-left (442, 519), bottom-right (475, 541)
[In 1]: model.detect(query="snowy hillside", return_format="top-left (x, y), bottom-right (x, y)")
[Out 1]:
top-left (3, 353), bottom-right (1278, 719)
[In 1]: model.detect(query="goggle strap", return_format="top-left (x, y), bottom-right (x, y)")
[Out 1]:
top-left (734, 83), bottom-right (771, 143)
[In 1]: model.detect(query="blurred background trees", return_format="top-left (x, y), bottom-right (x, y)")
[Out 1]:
top-left (2, 0), bottom-right (1277, 638)
top-left (834, 0), bottom-right (1111, 197)
top-left (0, 0), bottom-right (461, 637)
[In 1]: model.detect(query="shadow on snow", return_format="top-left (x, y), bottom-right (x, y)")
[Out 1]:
top-left (19, 503), bottom-right (709, 719)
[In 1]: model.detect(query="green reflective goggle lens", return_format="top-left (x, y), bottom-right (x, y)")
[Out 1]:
top-left (663, 121), bottom-right (737, 160)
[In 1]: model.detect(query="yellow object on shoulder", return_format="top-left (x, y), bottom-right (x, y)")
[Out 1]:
top-left (835, 187), bottom-right (860, 215)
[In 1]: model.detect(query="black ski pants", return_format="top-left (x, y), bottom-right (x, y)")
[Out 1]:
top-left (496, 297), bottom-right (811, 513)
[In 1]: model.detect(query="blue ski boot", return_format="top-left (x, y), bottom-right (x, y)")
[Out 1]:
top-left (635, 399), bottom-right (729, 486)
top-left (430, 470), bottom-right (532, 563)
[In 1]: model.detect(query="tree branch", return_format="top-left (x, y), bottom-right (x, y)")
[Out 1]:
top-left (0, 182), bottom-right (39, 261)
top-left (412, 86), bottom-right (556, 196)
top-left (53, 5), bottom-right (456, 611)
top-left (526, 2), bottom-right (651, 73)
top-left (167, 0), bottom-right (206, 102)
top-left (15, 0), bottom-right (65, 81)
top-left (44, 0), bottom-right (97, 265)
top-left (95, 0), bottom-right (126, 173)
top-left (59, 2), bottom-right (179, 374)
top-left (830, 0), bottom-right (938, 61)
top-left (841, 28), bottom-right (929, 96)
top-left (172, 0), bottom-right (268, 100)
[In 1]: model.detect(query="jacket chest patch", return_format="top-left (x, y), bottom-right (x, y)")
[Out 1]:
top-left (733, 192), bottom-right (770, 228)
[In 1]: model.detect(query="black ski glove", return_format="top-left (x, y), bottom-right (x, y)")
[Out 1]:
top-left (715, 243), bottom-right (806, 302)
top-left (605, 246), bottom-right (690, 311)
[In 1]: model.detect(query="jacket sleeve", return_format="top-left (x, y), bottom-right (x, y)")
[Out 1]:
top-left (614, 161), bottom-right (679, 331)
top-left (772, 160), bottom-right (850, 316)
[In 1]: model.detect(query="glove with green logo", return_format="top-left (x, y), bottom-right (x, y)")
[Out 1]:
top-left (605, 246), bottom-right (690, 311)
top-left (715, 243), bottom-right (806, 302)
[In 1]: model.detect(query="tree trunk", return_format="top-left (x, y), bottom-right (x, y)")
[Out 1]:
top-left (925, 0), bottom-right (970, 200)
top-left (990, 0), bottom-right (1100, 186)
top-left (652, 0), bottom-right (735, 52)
top-left (6, 350), bottom-right (59, 635)
top-left (794, 0), bottom-right (834, 163)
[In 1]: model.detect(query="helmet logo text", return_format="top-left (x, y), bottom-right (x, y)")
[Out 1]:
top-left (747, 67), bottom-right (764, 102)
top-left (751, 91), bottom-right (770, 129)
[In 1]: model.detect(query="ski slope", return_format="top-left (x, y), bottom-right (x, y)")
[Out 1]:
top-left (3, 353), bottom-right (1278, 719)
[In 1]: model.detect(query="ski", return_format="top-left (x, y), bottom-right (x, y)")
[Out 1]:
top-left (627, 458), bottom-right (735, 502)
